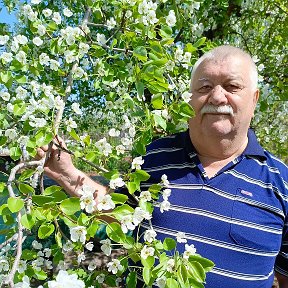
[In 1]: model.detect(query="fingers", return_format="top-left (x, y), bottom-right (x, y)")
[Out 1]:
top-left (35, 147), bottom-right (46, 160)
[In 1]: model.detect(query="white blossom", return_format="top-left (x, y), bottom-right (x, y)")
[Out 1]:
top-left (166, 258), bottom-right (175, 272)
top-left (72, 103), bottom-right (82, 115)
top-left (63, 8), bottom-right (73, 17)
top-left (0, 35), bottom-right (9, 45)
top-left (166, 10), bottom-right (176, 27)
top-left (70, 226), bottom-right (87, 243)
top-left (88, 261), bottom-right (97, 271)
top-left (131, 156), bottom-right (144, 170)
top-left (16, 260), bottom-right (27, 274)
top-left (39, 53), bottom-right (50, 66)
top-left (100, 239), bottom-right (112, 256)
top-left (0, 52), bottom-right (13, 64)
top-left (29, 116), bottom-right (47, 128)
top-left (73, 67), bottom-right (86, 79)
top-left (133, 207), bottom-right (152, 225)
top-left (37, 24), bottom-right (46, 36)
top-left (96, 33), bottom-right (106, 46)
top-left (14, 275), bottom-right (30, 288)
top-left (64, 50), bottom-right (78, 64)
top-left (162, 188), bottom-right (171, 201)
top-left (43, 8), bottom-right (52, 17)
top-left (156, 276), bottom-right (166, 288)
top-left (15, 51), bottom-right (27, 65)
top-left (139, 190), bottom-right (152, 202)
top-left (0, 258), bottom-right (9, 272)
top-left (78, 184), bottom-right (96, 213)
top-left (176, 232), bottom-right (187, 243)
top-left (161, 174), bottom-right (169, 186)
top-left (107, 17), bottom-right (116, 30)
top-left (116, 144), bottom-right (125, 155)
top-left (0, 91), bottom-right (10, 101)
top-left (77, 252), bottom-right (85, 264)
top-left (181, 91), bottom-right (192, 102)
top-left (31, 0), bottom-right (41, 4)
top-left (175, 47), bottom-right (183, 61)
top-left (109, 177), bottom-right (125, 190)
top-left (183, 243), bottom-right (197, 259)
top-left (108, 128), bottom-right (120, 137)
top-left (120, 214), bottom-right (135, 233)
top-left (258, 63), bottom-right (265, 72)
top-left (97, 194), bottom-right (115, 211)
top-left (160, 200), bottom-right (170, 213)
top-left (141, 245), bottom-right (155, 259)
top-left (183, 52), bottom-right (191, 63)
top-left (62, 241), bottom-right (74, 252)
top-left (85, 242), bottom-right (94, 251)
top-left (50, 59), bottom-right (60, 71)
top-left (52, 12), bottom-right (62, 25)
top-left (96, 273), bottom-right (105, 284)
top-left (107, 259), bottom-right (123, 274)
top-left (32, 240), bottom-right (42, 250)
top-left (65, 117), bottom-right (77, 132)
top-left (5, 129), bottom-right (17, 140)
top-left (48, 270), bottom-right (85, 288)
top-left (144, 229), bottom-right (157, 243)
top-left (15, 35), bottom-right (28, 45)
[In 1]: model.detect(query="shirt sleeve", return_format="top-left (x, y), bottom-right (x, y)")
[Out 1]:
top-left (275, 216), bottom-right (288, 277)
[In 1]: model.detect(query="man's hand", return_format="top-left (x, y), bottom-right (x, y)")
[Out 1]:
top-left (36, 136), bottom-right (108, 199)
top-left (36, 137), bottom-right (75, 182)
top-left (275, 272), bottom-right (288, 288)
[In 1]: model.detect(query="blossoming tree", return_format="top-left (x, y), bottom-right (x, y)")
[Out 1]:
top-left (0, 0), bottom-right (286, 287)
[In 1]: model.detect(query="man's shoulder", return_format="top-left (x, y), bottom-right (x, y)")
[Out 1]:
top-left (146, 131), bottom-right (187, 152)
top-left (263, 150), bottom-right (288, 175)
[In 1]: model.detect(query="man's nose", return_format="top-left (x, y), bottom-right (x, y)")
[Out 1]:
top-left (208, 85), bottom-right (228, 105)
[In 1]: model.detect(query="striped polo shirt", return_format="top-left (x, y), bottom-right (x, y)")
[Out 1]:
top-left (136, 129), bottom-right (288, 288)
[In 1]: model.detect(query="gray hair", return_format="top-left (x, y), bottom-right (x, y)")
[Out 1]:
top-left (190, 45), bottom-right (258, 90)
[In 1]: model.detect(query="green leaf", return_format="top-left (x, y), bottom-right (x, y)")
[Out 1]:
top-left (9, 146), bottom-right (22, 160)
top-left (13, 103), bottom-right (26, 115)
top-left (142, 267), bottom-right (152, 286)
top-left (126, 271), bottom-right (137, 288)
top-left (151, 94), bottom-right (163, 109)
top-left (186, 261), bottom-right (206, 283)
top-left (179, 102), bottom-right (195, 118)
top-left (22, 249), bottom-right (37, 260)
top-left (194, 37), bottom-right (206, 48)
top-left (113, 204), bottom-right (134, 218)
top-left (188, 255), bottom-right (214, 272)
top-left (110, 193), bottom-right (128, 204)
top-left (15, 74), bottom-right (27, 83)
top-left (133, 46), bottom-right (147, 62)
top-left (69, 129), bottom-right (80, 141)
top-left (35, 129), bottom-right (53, 147)
top-left (60, 198), bottom-right (80, 215)
top-left (32, 195), bottom-right (55, 206)
top-left (19, 169), bottom-right (35, 181)
top-left (38, 223), bottom-right (55, 239)
top-left (44, 185), bottom-right (63, 195)
top-left (135, 140), bottom-right (146, 155)
top-left (0, 71), bottom-right (12, 83)
top-left (136, 81), bottom-right (144, 98)
top-left (141, 255), bottom-right (155, 268)
top-left (127, 181), bottom-right (137, 194)
top-left (163, 238), bottom-right (176, 251)
top-left (91, 45), bottom-right (107, 57)
top-left (106, 222), bottom-right (126, 243)
top-left (153, 114), bottom-right (167, 130)
top-left (185, 43), bottom-right (197, 53)
top-left (159, 25), bottom-right (173, 38)
top-left (18, 183), bottom-right (35, 194)
top-left (133, 170), bottom-right (150, 182)
top-left (21, 214), bottom-right (36, 229)
top-left (7, 197), bottom-right (24, 213)
top-left (166, 278), bottom-right (179, 288)
top-left (34, 269), bottom-right (47, 280)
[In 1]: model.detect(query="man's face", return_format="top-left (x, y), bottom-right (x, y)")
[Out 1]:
top-left (189, 55), bottom-right (259, 138)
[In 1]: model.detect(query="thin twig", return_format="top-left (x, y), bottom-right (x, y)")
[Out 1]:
top-left (52, 141), bottom-right (108, 173)
top-left (0, 234), bottom-right (18, 250)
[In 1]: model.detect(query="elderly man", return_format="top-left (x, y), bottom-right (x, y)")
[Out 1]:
top-left (39, 45), bottom-right (288, 287)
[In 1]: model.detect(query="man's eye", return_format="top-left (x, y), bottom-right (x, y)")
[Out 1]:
top-left (225, 84), bottom-right (241, 93)
top-left (198, 86), bottom-right (212, 93)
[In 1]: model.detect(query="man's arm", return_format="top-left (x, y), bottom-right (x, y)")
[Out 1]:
top-left (37, 139), bottom-right (108, 200)
top-left (275, 272), bottom-right (288, 288)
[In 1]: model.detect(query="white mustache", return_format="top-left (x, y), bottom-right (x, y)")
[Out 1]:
top-left (201, 104), bottom-right (234, 116)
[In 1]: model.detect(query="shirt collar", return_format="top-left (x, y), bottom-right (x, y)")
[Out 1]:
top-left (183, 128), bottom-right (267, 161)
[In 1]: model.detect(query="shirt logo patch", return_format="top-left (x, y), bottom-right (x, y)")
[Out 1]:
top-left (240, 189), bottom-right (253, 197)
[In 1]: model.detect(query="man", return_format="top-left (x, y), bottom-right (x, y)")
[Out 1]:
top-left (39, 45), bottom-right (288, 287)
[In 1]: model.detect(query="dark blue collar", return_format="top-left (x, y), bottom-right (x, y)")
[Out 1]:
top-left (183, 128), bottom-right (266, 161)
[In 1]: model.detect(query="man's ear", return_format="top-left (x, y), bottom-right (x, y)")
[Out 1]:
top-left (253, 89), bottom-right (260, 105)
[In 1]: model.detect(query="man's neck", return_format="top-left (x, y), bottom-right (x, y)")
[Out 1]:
top-left (189, 130), bottom-right (248, 177)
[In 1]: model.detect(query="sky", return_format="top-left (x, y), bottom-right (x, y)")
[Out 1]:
top-left (0, 4), bottom-right (17, 28)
